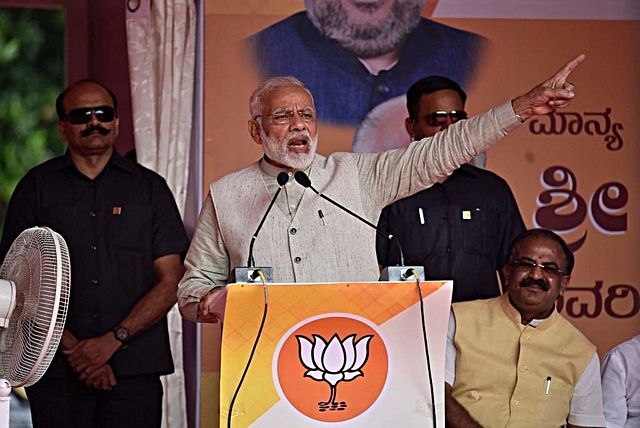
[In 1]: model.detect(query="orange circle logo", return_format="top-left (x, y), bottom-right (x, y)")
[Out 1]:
top-left (273, 314), bottom-right (389, 423)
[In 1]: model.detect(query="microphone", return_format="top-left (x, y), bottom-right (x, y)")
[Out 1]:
top-left (293, 171), bottom-right (424, 281)
top-left (294, 171), bottom-right (404, 263)
top-left (232, 171), bottom-right (289, 283)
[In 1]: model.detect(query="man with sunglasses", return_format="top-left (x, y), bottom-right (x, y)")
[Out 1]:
top-left (376, 76), bottom-right (525, 303)
top-left (444, 229), bottom-right (605, 427)
top-left (0, 79), bottom-right (189, 427)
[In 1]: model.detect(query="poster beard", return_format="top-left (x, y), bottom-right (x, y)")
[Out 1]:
top-left (305, 0), bottom-right (426, 58)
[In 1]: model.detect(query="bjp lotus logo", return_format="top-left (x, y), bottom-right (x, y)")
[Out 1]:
top-left (297, 333), bottom-right (373, 410)
top-left (274, 315), bottom-right (389, 423)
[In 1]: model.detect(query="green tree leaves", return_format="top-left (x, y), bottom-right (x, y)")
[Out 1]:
top-left (0, 7), bottom-right (65, 231)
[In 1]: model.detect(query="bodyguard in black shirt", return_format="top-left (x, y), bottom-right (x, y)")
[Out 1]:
top-left (376, 76), bottom-right (525, 302)
top-left (0, 79), bottom-right (190, 427)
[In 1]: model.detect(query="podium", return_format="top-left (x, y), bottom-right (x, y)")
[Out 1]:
top-left (220, 281), bottom-right (453, 427)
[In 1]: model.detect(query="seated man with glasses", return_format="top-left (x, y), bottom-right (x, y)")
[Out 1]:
top-left (445, 228), bottom-right (606, 428)
top-left (376, 76), bottom-right (525, 303)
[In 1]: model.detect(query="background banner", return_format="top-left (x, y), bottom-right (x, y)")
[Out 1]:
top-left (202, 2), bottom-right (639, 426)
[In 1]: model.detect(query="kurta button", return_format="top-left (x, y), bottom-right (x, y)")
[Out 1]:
top-left (92, 313), bottom-right (99, 319)
top-left (91, 245), bottom-right (97, 250)
top-left (444, 247), bottom-right (451, 254)
top-left (91, 279), bottom-right (98, 284)
top-left (519, 365), bottom-right (527, 372)
top-left (294, 257), bottom-right (302, 263)
top-left (90, 211), bottom-right (96, 217)
top-left (290, 228), bottom-right (297, 235)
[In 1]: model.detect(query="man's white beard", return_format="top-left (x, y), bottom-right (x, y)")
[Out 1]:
top-left (306, 0), bottom-right (425, 58)
top-left (261, 128), bottom-right (318, 170)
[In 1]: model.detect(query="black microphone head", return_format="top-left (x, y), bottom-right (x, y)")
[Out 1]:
top-left (277, 172), bottom-right (289, 186)
top-left (294, 170), bottom-right (311, 188)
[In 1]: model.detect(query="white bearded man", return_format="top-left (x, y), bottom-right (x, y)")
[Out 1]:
top-left (178, 55), bottom-right (585, 324)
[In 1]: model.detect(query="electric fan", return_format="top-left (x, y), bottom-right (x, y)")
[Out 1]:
top-left (0, 226), bottom-right (71, 426)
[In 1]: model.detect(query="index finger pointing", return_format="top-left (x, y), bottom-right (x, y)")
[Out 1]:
top-left (554, 54), bottom-right (586, 81)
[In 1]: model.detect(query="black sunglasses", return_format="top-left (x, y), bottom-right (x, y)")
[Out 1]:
top-left (64, 106), bottom-right (116, 125)
top-left (422, 110), bottom-right (468, 127)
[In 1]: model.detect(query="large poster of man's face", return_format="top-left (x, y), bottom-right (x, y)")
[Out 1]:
top-left (247, 0), bottom-right (485, 133)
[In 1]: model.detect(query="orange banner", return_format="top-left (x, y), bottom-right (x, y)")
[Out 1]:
top-left (220, 281), bottom-right (452, 427)
top-left (202, 3), bottom-right (640, 426)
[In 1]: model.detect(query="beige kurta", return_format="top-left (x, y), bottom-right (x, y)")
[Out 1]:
top-left (178, 101), bottom-right (520, 321)
top-left (452, 294), bottom-right (599, 427)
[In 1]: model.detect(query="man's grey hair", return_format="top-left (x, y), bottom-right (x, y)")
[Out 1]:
top-left (249, 76), bottom-right (314, 120)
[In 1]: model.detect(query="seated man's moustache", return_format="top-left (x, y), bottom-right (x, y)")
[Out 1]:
top-left (519, 277), bottom-right (550, 291)
top-left (81, 126), bottom-right (111, 137)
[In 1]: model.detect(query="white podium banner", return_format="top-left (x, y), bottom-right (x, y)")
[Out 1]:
top-left (220, 280), bottom-right (453, 427)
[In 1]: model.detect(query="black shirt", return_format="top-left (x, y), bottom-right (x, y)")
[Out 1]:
top-left (0, 150), bottom-right (190, 378)
top-left (376, 164), bottom-right (525, 303)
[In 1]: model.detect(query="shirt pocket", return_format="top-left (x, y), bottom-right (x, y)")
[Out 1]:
top-left (108, 205), bottom-right (154, 300)
top-left (458, 206), bottom-right (495, 259)
top-left (109, 205), bottom-right (152, 251)
top-left (536, 376), bottom-right (573, 424)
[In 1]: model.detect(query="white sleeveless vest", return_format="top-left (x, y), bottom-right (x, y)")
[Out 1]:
top-left (210, 153), bottom-right (381, 283)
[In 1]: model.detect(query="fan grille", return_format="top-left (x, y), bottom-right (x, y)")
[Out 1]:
top-left (0, 226), bottom-right (70, 387)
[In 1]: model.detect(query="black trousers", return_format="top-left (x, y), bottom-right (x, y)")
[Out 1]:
top-left (25, 374), bottom-right (163, 428)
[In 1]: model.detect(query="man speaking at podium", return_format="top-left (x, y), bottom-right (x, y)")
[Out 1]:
top-left (177, 55), bottom-right (585, 324)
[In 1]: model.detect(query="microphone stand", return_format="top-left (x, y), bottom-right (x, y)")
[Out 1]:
top-left (293, 171), bottom-right (425, 281)
top-left (231, 172), bottom-right (289, 283)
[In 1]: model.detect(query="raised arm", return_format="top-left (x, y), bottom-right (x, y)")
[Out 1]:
top-left (357, 54), bottom-right (586, 209)
top-left (512, 54), bottom-right (585, 120)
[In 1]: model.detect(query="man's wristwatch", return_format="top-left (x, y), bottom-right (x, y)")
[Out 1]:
top-left (112, 325), bottom-right (131, 349)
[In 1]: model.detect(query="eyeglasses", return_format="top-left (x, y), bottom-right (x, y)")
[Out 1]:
top-left (64, 106), bottom-right (116, 125)
top-left (420, 110), bottom-right (468, 127)
top-left (510, 259), bottom-right (567, 277)
top-left (254, 108), bottom-right (316, 125)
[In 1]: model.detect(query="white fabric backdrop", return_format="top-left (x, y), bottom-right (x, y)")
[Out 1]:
top-left (125, 0), bottom-right (196, 426)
